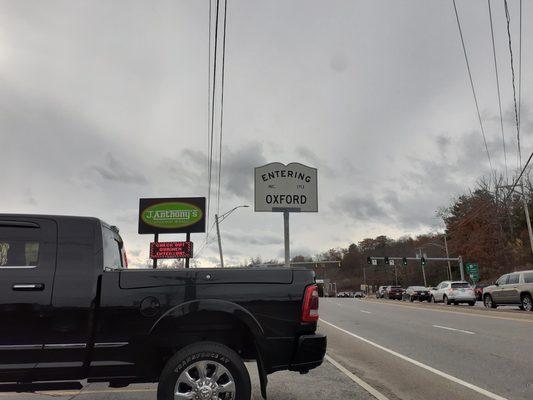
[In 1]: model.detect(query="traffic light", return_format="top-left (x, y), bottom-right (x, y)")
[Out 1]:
top-left (421, 257), bottom-right (427, 267)
top-left (367, 257), bottom-right (371, 265)
top-left (384, 256), bottom-right (389, 265)
top-left (402, 257), bottom-right (408, 266)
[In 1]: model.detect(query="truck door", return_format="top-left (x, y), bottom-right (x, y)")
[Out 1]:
top-left (0, 218), bottom-right (57, 381)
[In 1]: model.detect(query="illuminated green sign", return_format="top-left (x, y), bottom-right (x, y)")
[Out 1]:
top-left (138, 197), bottom-right (206, 234)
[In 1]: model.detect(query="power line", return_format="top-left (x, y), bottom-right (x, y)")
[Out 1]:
top-left (487, 0), bottom-right (508, 181)
top-left (216, 0), bottom-right (228, 215)
top-left (207, 0), bottom-right (221, 231)
top-left (518, 0), bottom-right (522, 164)
top-left (207, 0), bottom-right (212, 229)
top-left (504, 0), bottom-right (521, 169)
top-left (452, 0), bottom-right (495, 182)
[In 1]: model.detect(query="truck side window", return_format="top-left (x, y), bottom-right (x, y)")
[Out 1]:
top-left (102, 227), bottom-right (124, 270)
top-left (0, 226), bottom-right (40, 267)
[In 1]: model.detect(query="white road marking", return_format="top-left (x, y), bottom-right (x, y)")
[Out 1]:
top-left (321, 319), bottom-right (508, 400)
top-left (360, 310), bottom-right (372, 314)
top-left (362, 298), bottom-right (533, 324)
top-left (432, 324), bottom-right (475, 335)
top-left (335, 302), bottom-right (343, 307)
top-left (326, 354), bottom-right (390, 400)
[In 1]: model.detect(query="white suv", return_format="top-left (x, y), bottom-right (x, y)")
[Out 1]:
top-left (430, 281), bottom-right (476, 306)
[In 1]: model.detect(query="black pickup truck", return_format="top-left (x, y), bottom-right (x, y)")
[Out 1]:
top-left (0, 214), bottom-right (326, 399)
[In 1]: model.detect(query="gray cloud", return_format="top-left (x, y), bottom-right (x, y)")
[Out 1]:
top-left (93, 153), bottom-right (148, 184)
top-left (336, 194), bottom-right (390, 222)
top-left (161, 141), bottom-right (267, 201)
top-left (224, 232), bottom-right (283, 246)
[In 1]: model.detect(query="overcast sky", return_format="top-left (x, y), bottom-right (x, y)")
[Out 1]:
top-left (0, 0), bottom-right (531, 267)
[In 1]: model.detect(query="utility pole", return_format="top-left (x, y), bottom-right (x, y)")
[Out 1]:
top-left (213, 205), bottom-right (249, 268)
top-left (418, 249), bottom-right (427, 287)
top-left (444, 235), bottom-right (452, 280)
top-left (215, 214), bottom-right (224, 268)
top-left (496, 183), bottom-right (533, 255)
top-left (521, 185), bottom-right (533, 255)
top-left (360, 256), bottom-right (367, 287)
top-left (459, 256), bottom-right (465, 281)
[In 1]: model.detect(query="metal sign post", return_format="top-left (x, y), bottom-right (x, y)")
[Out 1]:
top-left (283, 210), bottom-right (290, 267)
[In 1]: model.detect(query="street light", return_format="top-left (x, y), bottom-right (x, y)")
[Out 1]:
top-left (419, 240), bottom-right (452, 280)
top-left (215, 205), bottom-right (249, 268)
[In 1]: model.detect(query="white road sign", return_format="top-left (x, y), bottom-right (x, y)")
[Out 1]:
top-left (389, 259), bottom-right (395, 266)
top-left (254, 162), bottom-right (318, 212)
top-left (371, 259), bottom-right (378, 266)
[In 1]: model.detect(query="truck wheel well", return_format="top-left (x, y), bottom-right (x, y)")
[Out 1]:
top-left (152, 311), bottom-right (257, 372)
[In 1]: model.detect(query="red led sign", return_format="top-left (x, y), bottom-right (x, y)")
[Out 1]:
top-left (150, 241), bottom-right (193, 259)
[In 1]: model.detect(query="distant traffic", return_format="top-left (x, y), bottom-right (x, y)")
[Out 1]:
top-left (333, 269), bottom-right (533, 312)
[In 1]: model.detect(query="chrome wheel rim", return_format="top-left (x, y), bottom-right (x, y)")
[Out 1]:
top-left (175, 360), bottom-right (236, 400)
top-left (523, 296), bottom-right (532, 311)
top-left (484, 296), bottom-right (492, 308)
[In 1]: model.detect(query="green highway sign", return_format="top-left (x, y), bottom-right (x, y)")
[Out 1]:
top-left (466, 263), bottom-right (479, 282)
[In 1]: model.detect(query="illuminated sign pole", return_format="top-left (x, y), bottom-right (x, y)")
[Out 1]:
top-left (138, 197), bottom-right (206, 269)
top-left (254, 163), bottom-right (318, 267)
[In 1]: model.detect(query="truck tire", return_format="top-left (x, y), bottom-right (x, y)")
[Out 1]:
top-left (157, 341), bottom-right (251, 400)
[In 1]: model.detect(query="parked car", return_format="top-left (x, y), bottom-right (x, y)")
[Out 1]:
top-left (430, 281), bottom-right (476, 305)
top-left (376, 286), bottom-right (388, 299)
top-left (474, 283), bottom-right (489, 301)
top-left (354, 291), bottom-right (365, 298)
top-left (0, 214), bottom-right (326, 399)
top-left (402, 286), bottom-right (431, 302)
top-left (384, 286), bottom-right (404, 300)
top-left (483, 270), bottom-right (533, 311)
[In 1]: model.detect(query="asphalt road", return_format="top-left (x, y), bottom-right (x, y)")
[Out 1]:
top-left (0, 361), bottom-right (374, 400)
top-left (320, 297), bottom-right (533, 400)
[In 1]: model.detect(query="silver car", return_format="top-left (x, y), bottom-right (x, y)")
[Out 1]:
top-left (483, 270), bottom-right (533, 311)
top-left (430, 281), bottom-right (476, 306)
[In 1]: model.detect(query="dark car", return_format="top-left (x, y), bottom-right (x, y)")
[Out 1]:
top-left (474, 283), bottom-right (489, 301)
top-left (402, 286), bottom-right (431, 302)
top-left (384, 285), bottom-right (404, 300)
top-left (0, 214), bottom-right (326, 399)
